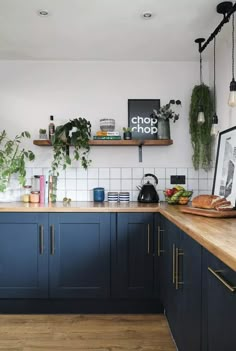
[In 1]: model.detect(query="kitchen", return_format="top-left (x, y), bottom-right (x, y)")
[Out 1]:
top-left (0, 0), bottom-right (236, 350)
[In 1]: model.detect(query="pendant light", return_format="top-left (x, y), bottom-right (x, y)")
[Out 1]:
top-left (228, 12), bottom-right (236, 107)
top-left (195, 38), bottom-right (206, 125)
top-left (211, 37), bottom-right (219, 136)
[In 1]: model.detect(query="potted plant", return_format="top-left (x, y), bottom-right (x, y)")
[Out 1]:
top-left (51, 117), bottom-right (92, 176)
top-left (152, 100), bottom-right (181, 139)
top-left (0, 130), bottom-right (35, 200)
top-left (39, 128), bottom-right (47, 139)
top-left (123, 127), bottom-right (132, 140)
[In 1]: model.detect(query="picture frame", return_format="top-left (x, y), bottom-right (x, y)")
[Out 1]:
top-left (212, 126), bottom-right (236, 207)
top-left (128, 99), bottom-right (160, 140)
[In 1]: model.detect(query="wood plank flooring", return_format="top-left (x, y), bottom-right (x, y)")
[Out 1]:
top-left (0, 314), bottom-right (176, 351)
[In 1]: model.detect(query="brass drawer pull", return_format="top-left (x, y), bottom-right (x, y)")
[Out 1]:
top-left (157, 226), bottom-right (165, 257)
top-left (147, 224), bottom-right (150, 254)
top-left (172, 244), bottom-right (176, 284)
top-left (50, 224), bottom-right (55, 255)
top-left (39, 224), bottom-right (44, 255)
top-left (175, 247), bottom-right (184, 290)
top-left (208, 267), bottom-right (236, 293)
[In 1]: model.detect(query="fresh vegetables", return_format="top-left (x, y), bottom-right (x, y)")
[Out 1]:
top-left (164, 186), bottom-right (193, 205)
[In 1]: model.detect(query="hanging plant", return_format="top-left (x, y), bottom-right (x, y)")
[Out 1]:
top-left (189, 84), bottom-right (213, 170)
top-left (51, 117), bottom-right (92, 176)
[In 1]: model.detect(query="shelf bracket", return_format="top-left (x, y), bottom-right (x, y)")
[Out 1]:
top-left (138, 143), bottom-right (143, 162)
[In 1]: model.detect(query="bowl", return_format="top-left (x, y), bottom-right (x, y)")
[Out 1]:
top-left (163, 190), bottom-right (193, 205)
top-left (100, 118), bottom-right (115, 132)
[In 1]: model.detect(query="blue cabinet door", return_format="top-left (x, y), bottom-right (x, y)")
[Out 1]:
top-left (0, 213), bottom-right (48, 298)
top-left (163, 218), bottom-right (202, 351)
top-left (113, 213), bottom-right (154, 298)
top-left (49, 213), bottom-right (110, 298)
top-left (205, 250), bottom-right (236, 351)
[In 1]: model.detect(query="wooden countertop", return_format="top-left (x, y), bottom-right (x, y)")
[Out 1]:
top-left (0, 201), bottom-right (236, 271)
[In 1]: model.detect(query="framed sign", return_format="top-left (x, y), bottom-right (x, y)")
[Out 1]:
top-left (212, 126), bottom-right (236, 206)
top-left (128, 99), bottom-right (160, 140)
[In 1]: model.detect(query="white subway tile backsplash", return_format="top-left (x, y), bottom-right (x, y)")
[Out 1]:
top-left (77, 168), bottom-right (88, 179)
top-left (66, 179), bottom-right (77, 190)
top-left (110, 168), bottom-right (121, 179)
top-left (110, 179), bottom-right (121, 191)
top-left (99, 168), bottom-right (110, 179)
top-left (199, 179), bottom-right (208, 190)
top-left (133, 168), bottom-right (143, 179)
top-left (165, 168), bottom-right (177, 179)
top-left (188, 168), bottom-right (199, 179)
top-left (121, 168), bottom-right (132, 179)
top-left (88, 168), bottom-right (99, 179)
top-left (66, 167), bottom-right (77, 179)
top-left (144, 167), bottom-right (154, 175)
top-left (121, 179), bottom-right (132, 191)
top-left (77, 179), bottom-right (88, 190)
top-left (155, 168), bottom-right (166, 179)
top-left (26, 165), bottom-right (214, 201)
top-left (42, 168), bottom-right (51, 177)
top-left (88, 179), bottom-right (99, 190)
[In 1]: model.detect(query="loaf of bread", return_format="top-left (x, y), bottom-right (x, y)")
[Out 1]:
top-left (192, 195), bottom-right (233, 210)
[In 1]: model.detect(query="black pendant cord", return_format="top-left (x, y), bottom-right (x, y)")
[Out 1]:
top-left (213, 37), bottom-right (216, 113)
top-left (200, 52), bottom-right (203, 85)
top-left (232, 12), bottom-right (235, 80)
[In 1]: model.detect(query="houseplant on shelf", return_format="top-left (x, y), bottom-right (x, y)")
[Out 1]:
top-left (0, 130), bottom-right (35, 201)
top-left (51, 117), bottom-right (92, 176)
top-left (152, 99), bottom-right (181, 139)
top-left (122, 127), bottom-right (132, 140)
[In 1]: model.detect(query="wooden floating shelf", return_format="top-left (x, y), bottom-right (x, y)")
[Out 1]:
top-left (33, 139), bottom-right (173, 147)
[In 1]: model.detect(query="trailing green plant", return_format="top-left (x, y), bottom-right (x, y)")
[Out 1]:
top-left (51, 117), bottom-right (92, 176)
top-left (0, 130), bottom-right (35, 192)
top-left (189, 84), bottom-right (213, 170)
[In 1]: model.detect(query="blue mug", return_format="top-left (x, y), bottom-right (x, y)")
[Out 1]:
top-left (93, 187), bottom-right (105, 202)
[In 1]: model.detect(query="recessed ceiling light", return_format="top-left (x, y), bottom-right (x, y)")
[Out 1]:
top-left (142, 12), bottom-right (152, 19)
top-left (38, 9), bottom-right (49, 17)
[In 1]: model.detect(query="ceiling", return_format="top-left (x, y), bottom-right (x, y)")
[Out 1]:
top-left (0, 0), bottom-right (230, 61)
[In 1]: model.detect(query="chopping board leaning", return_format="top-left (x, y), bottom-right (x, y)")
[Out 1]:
top-left (180, 207), bottom-right (236, 218)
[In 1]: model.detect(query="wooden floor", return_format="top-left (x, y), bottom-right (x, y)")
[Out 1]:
top-left (0, 314), bottom-right (176, 351)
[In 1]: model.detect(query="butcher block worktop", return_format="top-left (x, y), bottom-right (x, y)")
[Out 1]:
top-left (0, 201), bottom-right (236, 271)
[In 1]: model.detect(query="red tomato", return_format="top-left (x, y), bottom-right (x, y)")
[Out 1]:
top-left (165, 188), bottom-right (174, 196)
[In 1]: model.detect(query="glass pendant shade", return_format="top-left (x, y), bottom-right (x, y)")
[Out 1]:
top-left (210, 113), bottom-right (219, 136)
top-left (228, 78), bottom-right (236, 106)
top-left (197, 106), bottom-right (205, 124)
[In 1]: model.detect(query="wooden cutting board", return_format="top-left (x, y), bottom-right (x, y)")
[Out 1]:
top-left (180, 206), bottom-right (236, 218)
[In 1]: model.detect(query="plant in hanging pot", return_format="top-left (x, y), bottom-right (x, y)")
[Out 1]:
top-left (152, 100), bottom-right (181, 139)
top-left (0, 130), bottom-right (35, 201)
top-left (189, 84), bottom-right (213, 170)
top-left (51, 117), bottom-right (92, 176)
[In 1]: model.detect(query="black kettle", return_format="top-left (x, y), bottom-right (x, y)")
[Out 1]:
top-left (138, 173), bottom-right (159, 203)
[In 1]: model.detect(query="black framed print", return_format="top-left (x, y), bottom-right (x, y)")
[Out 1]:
top-left (212, 126), bottom-right (236, 206)
top-left (128, 99), bottom-right (160, 140)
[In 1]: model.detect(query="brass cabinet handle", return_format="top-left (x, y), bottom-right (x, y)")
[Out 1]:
top-left (147, 224), bottom-right (150, 254)
top-left (172, 244), bottom-right (176, 284)
top-left (50, 224), bottom-right (55, 255)
top-left (208, 267), bottom-right (236, 293)
top-left (39, 224), bottom-right (44, 255)
top-left (157, 226), bottom-right (165, 257)
top-left (175, 247), bottom-right (184, 290)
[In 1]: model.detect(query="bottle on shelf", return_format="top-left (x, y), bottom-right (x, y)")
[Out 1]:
top-left (48, 115), bottom-right (55, 141)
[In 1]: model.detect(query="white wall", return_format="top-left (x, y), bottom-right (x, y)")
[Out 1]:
top-left (0, 60), bottom-right (214, 201)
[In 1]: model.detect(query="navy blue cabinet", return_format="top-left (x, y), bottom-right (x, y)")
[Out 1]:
top-left (0, 213), bottom-right (48, 298)
top-left (49, 213), bottom-right (110, 298)
top-left (160, 216), bottom-right (202, 351)
top-left (204, 250), bottom-right (236, 351)
top-left (112, 213), bottom-right (155, 298)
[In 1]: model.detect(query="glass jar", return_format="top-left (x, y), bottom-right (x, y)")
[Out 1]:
top-left (30, 191), bottom-right (40, 203)
top-left (31, 175), bottom-right (40, 192)
top-left (22, 185), bottom-right (32, 203)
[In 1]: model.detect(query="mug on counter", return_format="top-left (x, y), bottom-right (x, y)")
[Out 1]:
top-left (93, 187), bottom-right (105, 202)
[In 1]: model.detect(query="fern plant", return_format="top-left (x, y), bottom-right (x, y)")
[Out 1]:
top-left (0, 130), bottom-right (35, 192)
top-left (189, 84), bottom-right (213, 170)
